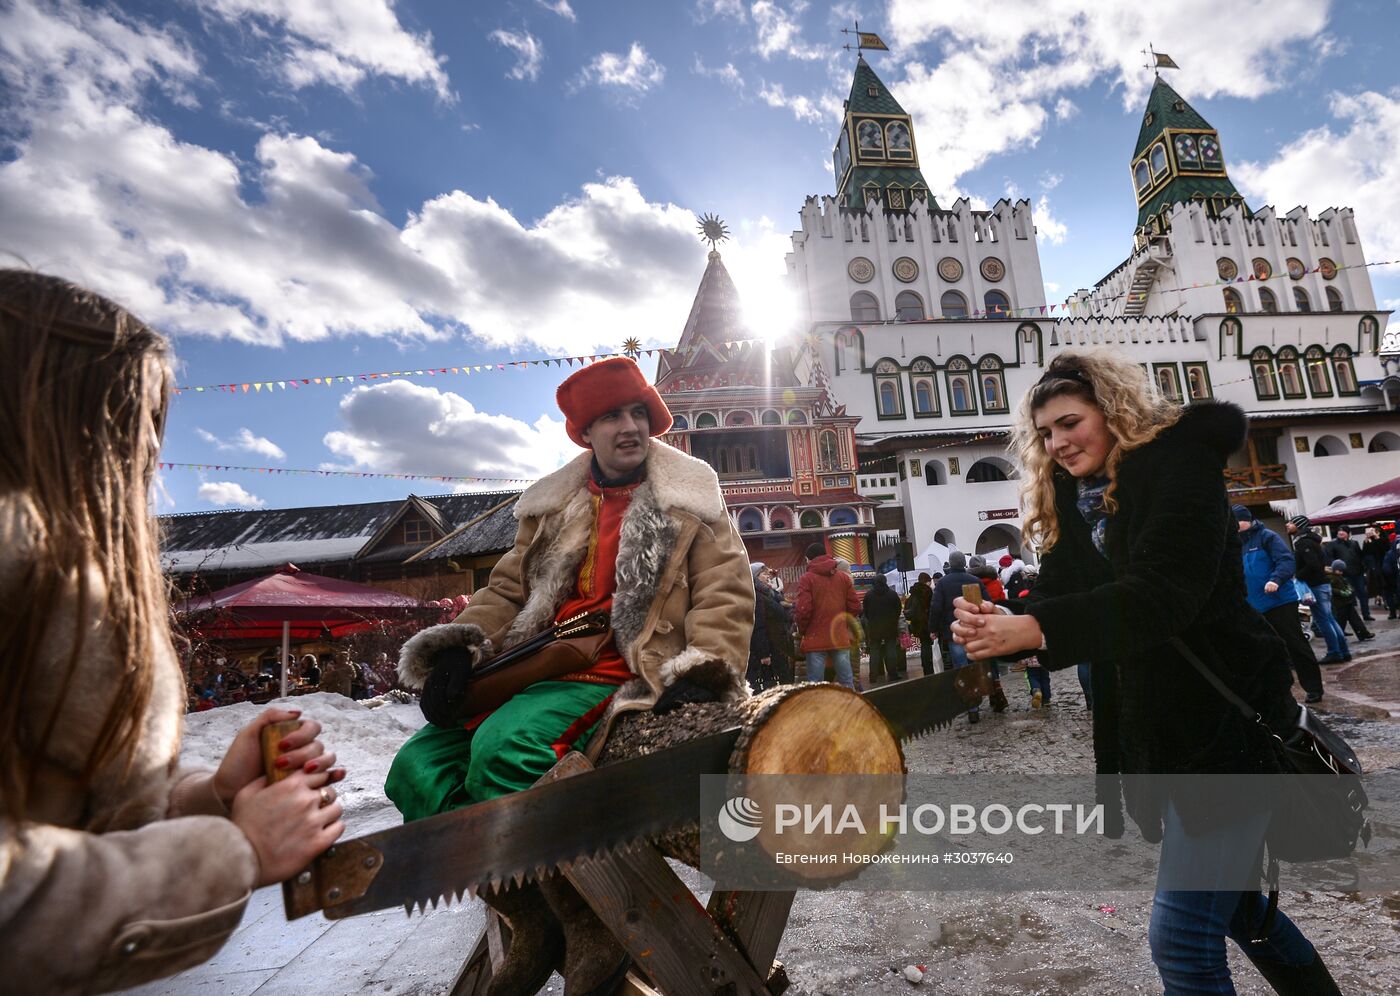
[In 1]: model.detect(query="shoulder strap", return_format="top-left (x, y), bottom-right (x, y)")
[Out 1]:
top-left (1169, 637), bottom-right (1257, 722)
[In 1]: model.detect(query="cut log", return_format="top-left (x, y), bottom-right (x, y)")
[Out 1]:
top-left (592, 683), bottom-right (905, 869)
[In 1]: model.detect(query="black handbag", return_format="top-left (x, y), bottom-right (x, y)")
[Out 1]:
top-left (1171, 637), bottom-right (1371, 938)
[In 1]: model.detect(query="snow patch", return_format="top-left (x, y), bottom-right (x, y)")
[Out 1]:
top-left (181, 692), bottom-right (426, 834)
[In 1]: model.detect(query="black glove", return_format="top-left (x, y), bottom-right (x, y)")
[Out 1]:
top-left (652, 675), bottom-right (722, 714)
top-left (419, 646), bottom-right (476, 727)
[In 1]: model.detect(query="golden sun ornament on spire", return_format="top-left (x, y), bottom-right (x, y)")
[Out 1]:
top-left (621, 337), bottom-right (642, 359)
top-left (697, 213), bottom-right (730, 251)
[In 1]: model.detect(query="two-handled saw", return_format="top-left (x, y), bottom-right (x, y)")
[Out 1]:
top-left (265, 657), bottom-right (992, 921)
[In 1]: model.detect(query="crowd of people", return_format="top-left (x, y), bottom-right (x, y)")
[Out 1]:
top-left (184, 649), bottom-right (400, 711)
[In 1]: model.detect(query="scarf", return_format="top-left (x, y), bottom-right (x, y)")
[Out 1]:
top-left (1076, 475), bottom-right (1112, 557)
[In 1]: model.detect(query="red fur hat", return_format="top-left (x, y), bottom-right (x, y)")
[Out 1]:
top-left (556, 357), bottom-right (673, 447)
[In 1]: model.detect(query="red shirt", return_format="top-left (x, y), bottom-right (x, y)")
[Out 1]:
top-left (551, 476), bottom-right (638, 687)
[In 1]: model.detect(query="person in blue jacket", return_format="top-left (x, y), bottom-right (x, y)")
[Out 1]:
top-left (1234, 505), bottom-right (1324, 703)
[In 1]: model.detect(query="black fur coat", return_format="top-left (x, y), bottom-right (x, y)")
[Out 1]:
top-left (1023, 402), bottom-right (1298, 834)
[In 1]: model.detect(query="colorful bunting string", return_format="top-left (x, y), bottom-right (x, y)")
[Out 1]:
top-left (158, 462), bottom-right (538, 485)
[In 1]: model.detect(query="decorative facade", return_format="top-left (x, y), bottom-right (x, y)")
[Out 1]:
top-left (654, 247), bottom-right (877, 584)
top-left (784, 62), bottom-right (1400, 574)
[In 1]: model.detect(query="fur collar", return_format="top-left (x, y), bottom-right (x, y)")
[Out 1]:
top-left (515, 438), bottom-right (725, 522)
top-left (1151, 402), bottom-right (1248, 461)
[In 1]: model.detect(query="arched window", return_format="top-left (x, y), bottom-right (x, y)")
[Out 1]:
top-left (818, 431), bottom-right (839, 471)
top-left (895, 291), bottom-right (924, 321)
top-left (1313, 434), bottom-right (1346, 457)
top-left (799, 510), bottom-right (823, 530)
top-left (1154, 365), bottom-right (1182, 402)
top-left (966, 458), bottom-right (1013, 483)
top-left (1305, 346), bottom-right (1331, 396)
top-left (923, 459), bottom-right (947, 486)
top-left (850, 291), bottom-right (880, 322)
top-left (786, 410), bottom-right (808, 425)
top-left (1250, 347), bottom-right (1278, 400)
top-left (945, 357), bottom-right (975, 414)
top-left (983, 290), bottom-right (1010, 318)
top-left (829, 507), bottom-right (858, 526)
top-left (940, 290), bottom-right (969, 320)
top-left (737, 508), bottom-right (764, 532)
top-left (1149, 142), bottom-right (1168, 176)
top-left (1276, 347), bottom-right (1305, 398)
top-left (873, 358), bottom-right (904, 418)
top-left (770, 510), bottom-right (791, 530)
top-left (695, 412), bottom-right (717, 429)
top-left (760, 409), bottom-right (782, 425)
top-left (978, 355), bottom-right (1008, 413)
top-left (1293, 287), bottom-right (1312, 313)
top-left (908, 358), bottom-right (938, 417)
top-left (1331, 345), bottom-right (1358, 394)
top-left (726, 410), bottom-right (751, 426)
top-left (1326, 287), bottom-right (1344, 313)
top-left (1258, 287), bottom-right (1278, 314)
top-left (670, 414), bottom-right (689, 430)
top-left (1369, 431), bottom-right (1400, 453)
top-left (1133, 160), bottom-right (1151, 191)
top-left (833, 327), bottom-right (862, 374)
top-left (1223, 288), bottom-right (1243, 313)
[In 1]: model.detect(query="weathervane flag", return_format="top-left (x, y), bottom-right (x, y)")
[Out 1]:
top-left (857, 31), bottom-right (888, 51)
top-left (1154, 51), bottom-right (1179, 69)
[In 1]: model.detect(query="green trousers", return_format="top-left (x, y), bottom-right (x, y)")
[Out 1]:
top-left (385, 680), bottom-right (615, 823)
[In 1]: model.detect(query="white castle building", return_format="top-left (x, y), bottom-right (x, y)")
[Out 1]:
top-left (783, 58), bottom-right (1400, 571)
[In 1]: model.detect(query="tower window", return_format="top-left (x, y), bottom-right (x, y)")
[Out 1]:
top-left (1326, 287), bottom-right (1344, 313)
top-left (1331, 345), bottom-right (1358, 394)
top-left (1150, 142), bottom-right (1168, 177)
top-left (1258, 287), bottom-right (1278, 314)
top-left (885, 121), bottom-right (912, 160)
top-left (1293, 287), bottom-right (1312, 313)
top-left (818, 431), bottom-right (840, 471)
top-left (1154, 364), bottom-right (1182, 402)
top-left (895, 291), bottom-right (924, 321)
top-left (1276, 347), bottom-right (1305, 399)
top-left (850, 291), bottom-right (880, 322)
top-left (874, 359), bottom-right (904, 418)
top-left (1133, 160), bottom-right (1151, 192)
top-left (940, 290), bottom-right (969, 320)
top-left (909, 359), bottom-right (938, 417)
top-left (1250, 348), bottom-right (1279, 400)
top-left (1222, 288), bottom-right (1242, 314)
top-left (857, 119), bottom-right (885, 157)
top-left (945, 357), bottom-right (975, 414)
top-left (1305, 346), bottom-right (1331, 396)
top-left (1184, 363), bottom-right (1213, 401)
top-left (984, 290), bottom-right (1010, 317)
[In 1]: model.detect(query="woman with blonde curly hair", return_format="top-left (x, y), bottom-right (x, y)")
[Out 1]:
top-left (952, 349), bottom-right (1338, 994)
top-left (0, 270), bottom-right (346, 994)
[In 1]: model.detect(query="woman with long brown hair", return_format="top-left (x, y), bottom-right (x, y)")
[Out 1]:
top-left (0, 270), bottom-right (346, 993)
top-left (952, 350), bottom-right (1338, 995)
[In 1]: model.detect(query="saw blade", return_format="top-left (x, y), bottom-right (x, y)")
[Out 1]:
top-left (862, 663), bottom-right (991, 741)
top-left (291, 668), bottom-right (986, 921)
top-left (297, 727), bottom-right (739, 920)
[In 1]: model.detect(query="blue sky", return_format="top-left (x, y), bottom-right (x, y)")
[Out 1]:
top-left (3, 0), bottom-right (1399, 512)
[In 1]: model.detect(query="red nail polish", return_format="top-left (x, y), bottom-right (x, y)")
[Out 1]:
top-left (304, 761), bottom-right (317, 772)
top-left (277, 739), bottom-right (292, 750)
top-left (275, 757), bottom-right (290, 769)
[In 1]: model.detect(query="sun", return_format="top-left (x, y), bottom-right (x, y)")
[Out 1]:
top-left (697, 212), bottom-right (730, 250)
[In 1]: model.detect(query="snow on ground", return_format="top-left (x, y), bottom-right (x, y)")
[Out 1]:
top-left (181, 693), bottom-right (426, 834)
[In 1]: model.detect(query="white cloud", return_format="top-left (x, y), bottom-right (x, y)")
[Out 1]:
top-left (576, 43), bottom-right (665, 95)
top-left (883, 0), bottom-right (1333, 195)
top-left (757, 80), bottom-right (840, 124)
top-left (199, 481), bottom-right (266, 507)
top-left (693, 56), bottom-right (745, 91)
top-left (489, 29), bottom-right (543, 82)
top-left (1033, 195), bottom-right (1068, 246)
top-left (0, 3), bottom-right (796, 357)
top-left (536, 0), bottom-right (576, 21)
top-left (202, 0), bottom-right (451, 99)
top-left (751, 0), bottom-right (823, 61)
top-left (196, 427), bottom-right (288, 461)
top-left (322, 380), bottom-right (577, 482)
top-left (694, 0), bottom-right (747, 22)
top-left (1234, 90), bottom-right (1400, 261)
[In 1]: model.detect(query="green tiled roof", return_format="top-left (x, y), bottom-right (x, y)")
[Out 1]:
top-left (845, 55), bottom-right (908, 116)
top-left (1134, 76), bottom-right (1213, 158)
top-left (1136, 176), bottom-right (1245, 229)
top-left (840, 166), bottom-right (938, 210)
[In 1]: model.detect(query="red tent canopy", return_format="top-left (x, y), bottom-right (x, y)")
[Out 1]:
top-left (175, 563), bottom-right (427, 640)
top-left (1306, 475), bottom-right (1400, 527)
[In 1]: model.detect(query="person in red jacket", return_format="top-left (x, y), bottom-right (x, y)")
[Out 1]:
top-left (794, 543), bottom-right (861, 688)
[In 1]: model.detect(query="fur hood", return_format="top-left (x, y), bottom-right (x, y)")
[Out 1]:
top-left (515, 438), bottom-right (726, 523)
top-left (1144, 401), bottom-right (1248, 463)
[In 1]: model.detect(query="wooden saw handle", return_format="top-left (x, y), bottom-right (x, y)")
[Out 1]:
top-left (962, 582), bottom-right (984, 606)
top-left (260, 719), bottom-right (303, 782)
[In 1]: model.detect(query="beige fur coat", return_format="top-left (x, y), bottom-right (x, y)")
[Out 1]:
top-left (399, 440), bottom-right (755, 752)
top-left (0, 494), bottom-right (258, 995)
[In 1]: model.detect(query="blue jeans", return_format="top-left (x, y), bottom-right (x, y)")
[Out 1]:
top-left (1077, 663), bottom-right (1093, 711)
top-left (805, 648), bottom-right (853, 688)
top-left (1151, 804), bottom-right (1316, 994)
top-left (1024, 665), bottom-right (1051, 702)
top-left (1307, 583), bottom-right (1350, 659)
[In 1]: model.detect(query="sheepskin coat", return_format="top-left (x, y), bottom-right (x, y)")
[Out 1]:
top-left (0, 493), bottom-right (258, 995)
top-left (400, 440), bottom-right (754, 754)
top-left (1021, 403), bottom-right (1298, 837)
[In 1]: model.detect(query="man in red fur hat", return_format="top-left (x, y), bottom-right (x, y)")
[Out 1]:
top-left (386, 357), bottom-right (753, 994)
